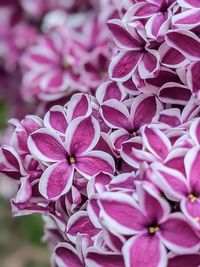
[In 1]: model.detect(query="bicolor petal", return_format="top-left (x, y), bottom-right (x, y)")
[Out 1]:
top-left (28, 128), bottom-right (66, 162)
top-left (122, 233), bottom-right (167, 267)
top-left (39, 161), bottom-right (74, 200)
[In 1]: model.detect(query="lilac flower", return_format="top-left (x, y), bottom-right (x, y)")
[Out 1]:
top-left (28, 116), bottom-right (115, 199)
top-left (124, 0), bottom-right (177, 41)
top-left (108, 19), bottom-right (160, 81)
top-left (101, 94), bottom-right (162, 149)
top-left (98, 182), bottom-right (200, 266)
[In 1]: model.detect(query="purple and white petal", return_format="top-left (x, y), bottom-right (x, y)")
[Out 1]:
top-left (142, 126), bottom-right (171, 160)
top-left (151, 162), bottom-right (188, 201)
top-left (28, 128), bottom-right (66, 162)
top-left (165, 30), bottom-right (200, 61)
top-left (44, 105), bottom-right (68, 134)
top-left (67, 94), bottom-right (92, 123)
top-left (172, 9), bottom-right (200, 30)
top-left (109, 51), bottom-right (142, 82)
top-left (101, 100), bottom-right (131, 130)
top-left (67, 211), bottom-right (99, 244)
top-left (54, 243), bottom-right (83, 267)
top-left (66, 116), bottom-right (100, 156)
top-left (187, 61), bottom-right (200, 99)
top-left (138, 49), bottom-right (160, 79)
top-left (160, 213), bottom-right (200, 254)
top-left (131, 94), bottom-right (162, 129)
top-left (99, 192), bottom-right (146, 235)
top-left (108, 19), bottom-right (141, 50)
top-left (158, 82), bottom-right (191, 106)
top-left (122, 233), bottom-right (167, 267)
top-left (39, 161), bottom-right (74, 200)
top-left (75, 151), bottom-right (115, 178)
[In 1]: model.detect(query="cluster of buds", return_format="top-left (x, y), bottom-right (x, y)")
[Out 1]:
top-left (1, 0), bottom-right (200, 267)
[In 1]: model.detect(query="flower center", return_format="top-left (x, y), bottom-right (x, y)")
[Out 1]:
top-left (132, 131), bottom-right (137, 137)
top-left (62, 59), bottom-right (70, 69)
top-left (148, 226), bottom-right (160, 235)
top-left (69, 156), bottom-right (76, 164)
top-left (188, 193), bottom-right (197, 203)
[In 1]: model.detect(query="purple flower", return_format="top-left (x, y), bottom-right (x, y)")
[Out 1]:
top-left (28, 116), bottom-right (115, 199)
top-left (98, 182), bottom-right (200, 266)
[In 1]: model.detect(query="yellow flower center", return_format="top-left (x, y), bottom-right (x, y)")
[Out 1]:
top-left (132, 131), bottom-right (137, 137)
top-left (62, 59), bottom-right (70, 69)
top-left (148, 226), bottom-right (160, 235)
top-left (188, 194), bottom-right (197, 203)
top-left (69, 156), bottom-right (76, 164)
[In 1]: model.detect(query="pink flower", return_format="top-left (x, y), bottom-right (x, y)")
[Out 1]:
top-left (98, 182), bottom-right (200, 267)
top-left (108, 19), bottom-right (160, 81)
top-left (28, 116), bottom-right (115, 199)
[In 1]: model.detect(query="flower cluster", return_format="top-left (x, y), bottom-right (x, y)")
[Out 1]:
top-left (1, 0), bottom-right (200, 267)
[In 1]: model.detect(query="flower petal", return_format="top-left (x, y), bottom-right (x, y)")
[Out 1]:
top-left (172, 9), bottom-right (200, 30)
top-left (185, 147), bottom-right (200, 194)
top-left (177, 0), bottom-right (200, 8)
top-left (54, 243), bottom-right (83, 267)
top-left (158, 82), bottom-right (191, 105)
top-left (96, 81), bottom-right (126, 105)
top-left (67, 211), bottom-right (99, 244)
top-left (44, 105), bottom-right (68, 134)
top-left (86, 250), bottom-right (124, 267)
top-left (181, 198), bottom-right (200, 230)
top-left (67, 93), bottom-right (92, 123)
top-left (28, 128), bottom-right (66, 162)
top-left (142, 126), bottom-right (171, 160)
top-left (122, 233), bottom-right (167, 267)
top-left (159, 43), bottom-right (189, 68)
top-left (168, 254), bottom-right (200, 267)
top-left (165, 30), bottom-right (200, 61)
top-left (75, 151), bottom-right (115, 178)
top-left (109, 51), bottom-right (142, 82)
top-left (99, 192), bottom-right (146, 235)
top-left (151, 162), bottom-right (188, 201)
top-left (39, 161), bottom-right (74, 200)
top-left (187, 61), bottom-right (200, 99)
top-left (107, 19), bottom-right (141, 50)
top-left (138, 49), bottom-right (160, 79)
top-left (160, 213), bottom-right (200, 254)
top-left (101, 99), bottom-right (131, 130)
top-left (66, 116), bottom-right (100, 156)
top-left (131, 94), bottom-right (161, 129)
top-left (189, 118), bottom-right (200, 145)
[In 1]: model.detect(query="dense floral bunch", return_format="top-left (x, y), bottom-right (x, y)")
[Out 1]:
top-left (1, 0), bottom-right (200, 267)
